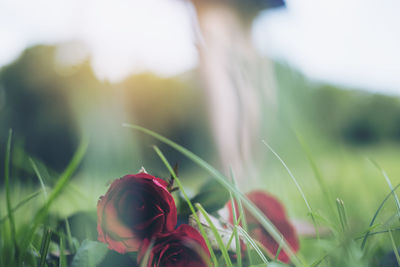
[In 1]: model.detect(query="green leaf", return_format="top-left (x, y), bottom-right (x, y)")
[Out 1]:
top-left (181, 179), bottom-right (230, 215)
top-left (71, 240), bottom-right (108, 267)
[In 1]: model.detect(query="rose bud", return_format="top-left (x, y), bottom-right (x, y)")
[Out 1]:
top-left (97, 172), bottom-right (177, 254)
top-left (226, 191), bottom-right (299, 264)
top-left (138, 224), bottom-right (211, 267)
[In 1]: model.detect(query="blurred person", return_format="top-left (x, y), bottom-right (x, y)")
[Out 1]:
top-left (187, 0), bottom-right (285, 189)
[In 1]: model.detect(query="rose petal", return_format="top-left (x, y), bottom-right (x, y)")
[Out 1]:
top-left (138, 225), bottom-right (210, 267)
top-left (97, 172), bottom-right (178, 254)
top-left (226, 191), bottom-right (299, 264)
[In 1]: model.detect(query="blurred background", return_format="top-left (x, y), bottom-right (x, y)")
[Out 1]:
top-left (1, 0), bottom-right (400, 263)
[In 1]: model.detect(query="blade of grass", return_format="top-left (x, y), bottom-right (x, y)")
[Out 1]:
top-left (253, 239), bottom-right (279, 261)
top-left (308, 210), bottom-right (335, 231)
top-left (237, 226), bottom-right (269, 265)
top-left (196, 203), bottom-right (233, 267)
top-left (29, 244), bottom-right (39, 267)
top-left (336, 198), bottom-right (348, 232)
top-left (355, 227), bottom-right (400, 240)
top-left (4, 129), bottom-right (18, 257)
top-left (262, 140), bottom-right (319, 239)
top-left (139, 240), bottom-right (154, 267)
top-left (0, 209), bottom-right (3, 267)
top-left (29, 158), bottom-right (48, 200)
top-left (361, 184), bottom-right (400, 250)
top-left (0, 190), bottom-right (42, 224)
top-left (262, 141), bottom-right (312, 212)
top-left (20, 137), bottom-right (88, 260)
top-left (382, 213), bottom-right (400, 229)
top-left (35, 136), bottom-right (88, 221)
top-left (39, 228), bottom-right (52, 267)
top-left (295, 132), bottom-right (336, 215)
top-left (230, 169), bottom-right (255, 266)
top-left (65, 218), bottom-right (76, 253)
top-left (224, 231), bottom-right (235, 251)
top-left (229, 191), bottom-right (242, 267)
top-left (59, 235), bottom-right (67, 267)
top-left (388, 229), bottom-right (400, 267)
top-left (125, 124), bottom-right (305, 266)
top-left (356, 224), bottom-right (381, 239)
top-left (368, 158), bottom-right (400, 220)
top-left (153, 146), bottom-right (217, 266)
top-left (274, 236), bottom-right (283, 262)
top-left (219, 214), bottom-right (244, 262)
top-left (310, 253), bottom-right (328, 267)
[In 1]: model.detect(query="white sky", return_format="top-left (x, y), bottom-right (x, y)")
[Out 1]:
top-left (254, 0), bottom-right (400, 95)
top-left (0, 0), bottom-right (399, 95)
top-left (0, 0), bottom-right (197, 80)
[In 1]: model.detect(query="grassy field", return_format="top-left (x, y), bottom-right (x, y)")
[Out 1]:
top-left (1, 122), bottom-right (400, 267)
top-left (2, 42), bottom-right (400, 267)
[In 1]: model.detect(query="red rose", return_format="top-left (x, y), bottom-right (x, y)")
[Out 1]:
top-left (227, 191), bottom-right (299, 263)
top-left (138, 224), bottom-right (211, 267)
top-left (97, 172), bottom-right (177, 254)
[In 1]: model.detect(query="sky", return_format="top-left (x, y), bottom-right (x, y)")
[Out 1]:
top-left (254, 0), bottom-right (400, 95)
top-left (0, 0), bottom-right (399, 95)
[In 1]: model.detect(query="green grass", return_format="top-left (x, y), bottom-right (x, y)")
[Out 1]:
top-left (229, 191), bottom-right (243, 267)
top-left (4, 129), bottom-right (17, 259)
top-left (0, 131), bottom-right (88, 266)
top-left (2, 124), bottom-right (400, 266)
top-left (388, 229), bottom-right (400, 266)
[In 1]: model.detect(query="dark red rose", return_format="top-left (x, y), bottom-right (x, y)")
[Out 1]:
top-left (227, 191), bottom-right (299, 263)
top-left (138, 224), bottom-right (211, 267)
top-left (97, 172), bottom-right (177, 254)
